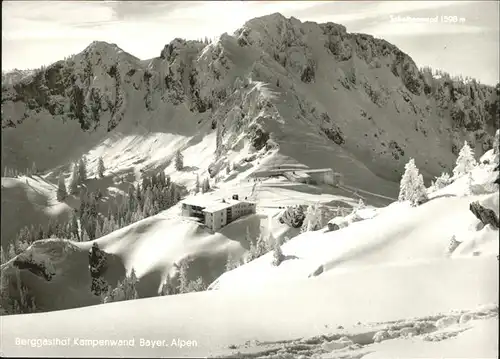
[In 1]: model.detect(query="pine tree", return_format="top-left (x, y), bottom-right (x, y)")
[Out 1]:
top-left (70, 211), bottom-right (79, 241)
top-left (186, 277), bottom-right (206, 293)
top-left (195, 174), bottom-right (200, 193)
top-left (398, 158), bottom-right (428, 206)
top-left (177, 259), bottom-right (190, 294)
top-left (142, 188), bottom-right (153, 217)
top-left (31, 162), bottom-right (37, 175)
top-left (78, 157), bottom-right (87, 184)
top-left (225, 253), bottom-right (240, 271)
top-left (435, 172), bottom-right (452, 190)
top-left (174, 150), bottom-right (184, 171)
top-left (97, 156), bottom-right (105, 178)
top-left (201, 178), bottom-right (210, 193)
top-left (127, 185), bottom-right (136, 213)
top-left (95, 221), bottom-right (103, 239)
top-left (160, 274), bottom-right (175, 296)
top-left (69, 163), bottom-right (79, 195)
top-left (215, 117), bottom-right (223, 158)
top-left (453, 141), bottom-right (477, 178)
top-left (56, 174), bottom-right (67, 201)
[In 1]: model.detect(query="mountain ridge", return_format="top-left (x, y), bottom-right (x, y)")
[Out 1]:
top-left (1, 13), bottom-right (499, 189)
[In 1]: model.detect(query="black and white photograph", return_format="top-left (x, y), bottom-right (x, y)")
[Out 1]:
top-left (1, 0), bottom-right (499, 357)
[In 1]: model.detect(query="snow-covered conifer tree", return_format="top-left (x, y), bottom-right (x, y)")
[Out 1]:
top-left (202, 178), bottom-right (210, 193)
top-left (174, 150), bottom-right (184, 171)
top-left (78, 157), bottom-right (87, 183)
top-left (225, 253), bottom-right (239, 271)
top-left (160, 274), bottom-right (175, 296)
top-left (453, 141), bottom-right (477, 178)
top-left (435, 172), bottom-right (452, 190)
top-left (301, 203), bottom-right (327, 232)
top-left (177, 259), bottom-right (190, 294)
top-left (186, 277), bottom-right (206, 293)
top-left (97, 156), bottom-right (105, 178)
top-left (195, 174), bottom-right (200, 193)
top-left (398, 158), bottom-right (428, 206)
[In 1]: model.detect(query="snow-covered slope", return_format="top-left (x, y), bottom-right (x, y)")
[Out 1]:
top-left (1, 175), bottom-right (72, 248)
top-left (0, 181), bottom-right (355, 312)
top-left (210, 190), bottom-right (499, 291)
top-left (0, 255), bottom-right (497, 357)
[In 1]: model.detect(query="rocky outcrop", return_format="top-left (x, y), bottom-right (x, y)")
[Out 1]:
top-left (469, 201), bottom-right (499, 229)
top-left (279, 205), bottom-right (307, 228)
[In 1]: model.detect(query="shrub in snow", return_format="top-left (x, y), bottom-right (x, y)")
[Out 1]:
top-left (301, 203), bottom-right (329, 232)
top-left (327, 220), bottom-right (341, 232)
top-left (160, 274), bottom-right (175, 296)
top-left (186, 277), bottom-right (207, 293)
top-left (447, 235), bottom-right (461, 254)
top-left (435, 316), bottom-right (459, 329)
top-left (453, 141), bottom-right (477, 179)
top-left (272, 237), bottom-right (284, 266)
top-left (246, 233), bottom-right (270, 263)
top-left (225, 253), bottom-right (240, 271)
top-left (103, 268), bottom-right (139, 303)
top-left (373, 330), bottom-right (390, 343)
top-left (355, 199), bottom-right (365, 210)
top-left (278, 205), bottom-right (306, 228)
top-left (434, 172), bottom-right (453, 190)
top-left (398, 158), bottom-right (428, 206)
top-left (469, 201), bottom-right (499, 229)
top-left (459, 313), bottom-right (474, 324)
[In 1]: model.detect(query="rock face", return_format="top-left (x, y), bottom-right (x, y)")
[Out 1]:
top-left (1, 13), bottom-right (499, 189)
top-left (469, 201), bottom-right (499, 229)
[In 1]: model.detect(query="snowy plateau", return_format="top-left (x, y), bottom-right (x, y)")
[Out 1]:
top-left (1, 12), bottom-right (499, 359)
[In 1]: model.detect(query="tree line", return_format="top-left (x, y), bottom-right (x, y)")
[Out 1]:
top-left (2, 168), bottom-right (184, 264)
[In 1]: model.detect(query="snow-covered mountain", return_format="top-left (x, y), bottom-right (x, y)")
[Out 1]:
top-left (2, 13), bottom-right (498, 187)
top-left (1, 12), bottom-right (499, 357)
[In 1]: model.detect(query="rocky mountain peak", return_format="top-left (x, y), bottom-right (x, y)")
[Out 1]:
top-left (1, 13), bottom-right (498, 185)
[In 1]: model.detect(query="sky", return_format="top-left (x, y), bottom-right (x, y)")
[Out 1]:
top-left (2, 1), bottom-right (499, 85)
